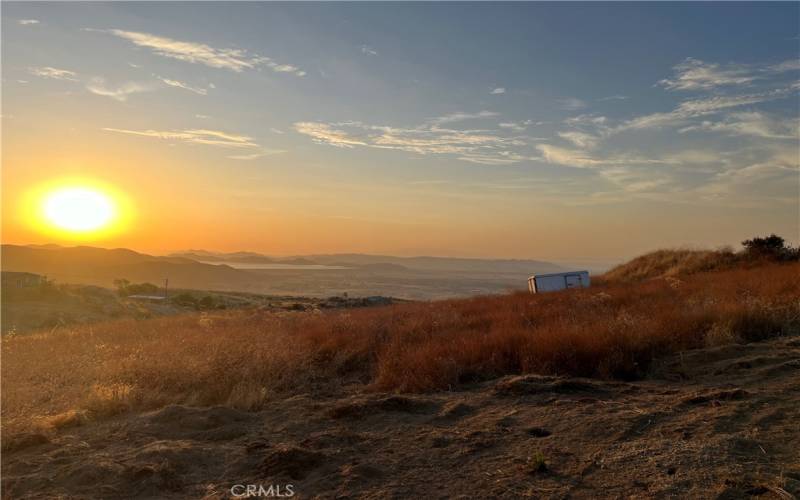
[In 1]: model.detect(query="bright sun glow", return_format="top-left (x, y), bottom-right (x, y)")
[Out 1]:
top-left (43, 187), bottom-right (116, 232)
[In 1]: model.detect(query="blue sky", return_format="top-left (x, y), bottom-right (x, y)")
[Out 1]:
top-left (2, 3), bottom-right (799, 261)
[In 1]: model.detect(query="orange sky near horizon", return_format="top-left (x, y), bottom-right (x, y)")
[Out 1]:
top-left (2, 117), bottom-right (796, 262)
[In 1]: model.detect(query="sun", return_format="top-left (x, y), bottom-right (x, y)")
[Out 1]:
top-left (42, 187), bottom-right (116, 232)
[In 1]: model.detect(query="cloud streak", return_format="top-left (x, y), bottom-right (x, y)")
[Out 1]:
top-left (679, 111), bottom-right (799, 140)
top-left (158, 77), bottom-right (209, 95)
top-left (294, 117), bottom-right (533, 165)
top-left (93, 29), bottom-right (305, 76)
top-left (28, 66), bottom-right (78, 81)
top-left (659, 57), bottom-right (800, 91)
top-left (498, 120), bottom-right (532, 132)
top-left (557, 97), bottom-right (586, 110)
top-left (429, 111), bottom-right (499, 125)
top-left (558, 131), bottom-right (599, 149)
top-left (293, 122), bottom-right (368, 148)
top-left (658, 58), bottom-right (758, 91)
top-left (102, 127), bottom-right (275, 153)
top-left (618, 88), bottom-right (793, 131)
top-left (86, 79), bottom-right (156, 101)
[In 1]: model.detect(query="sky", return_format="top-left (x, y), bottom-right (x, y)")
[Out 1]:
top-left (2, 2), bottom-right (799, 263)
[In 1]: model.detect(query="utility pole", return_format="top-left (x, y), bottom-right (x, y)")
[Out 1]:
top-left (164, 278), bottom-right (169, 298)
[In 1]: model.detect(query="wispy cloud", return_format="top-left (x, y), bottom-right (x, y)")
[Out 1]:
top-left (557, 131), bottom-right (599, 149)
top-left (679, 111), bottom-right (799, 140)
top-left (537, 144), bottom-right (678, 170)
top-left (564, 114), bottom-right (607, 126)
top-left (228, 150), bottom-right (285, 160)
top-left (658, 57), bottom-right (800, 91)
top-left (498, 120), bottom-right (532, 132)
top-left (28, 66), bottom-right (78, 81)
top-left (658, 58), bottom-right (758, 91)
top-left (158, 77), bottom-right (208, 95)
top-left (361, 45), bottom-right (378, 56)
top-left (557, 97), bottom-right (586, 110)
top-left (618, 88), bottom-right (792, 131)
top-left (293, 123), bottom-right (367, 148)
top-left (103, 127), bottom-right (263, 149)
top-left (92, 29), bottom-right (305, 76)
top-left (30, 64), bottom-right (209, 101)
top-left (264, 62), bottom-right (305, 76)
top-left (598, 167), bottom-right (677, 195)
top-left (95, 29), bottom-right (258, 71)
top-left (429, 111), bottom-right (499, 125)
top-left (294, 117), bottom-right (532, 165)
top-left (768, 59), bottom-right (800, 73)
top-left (18, 19), bottom-right (40, 25)
top-left (536, 144), bottom-right (604, 168)
top-left (86, 78), bottom-right (156, 101)
top-left (490, 87), bottom-right (506, 95)
top-left (457, 151), bottom-right (537, 166)
top-left (697, 146), bottom-right (800, 203)
top-left (598, 95), bottom-right (628, 101)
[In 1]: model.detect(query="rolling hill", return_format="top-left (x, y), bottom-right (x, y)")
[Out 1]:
top-left (1, 245), bottom-right (256, 291)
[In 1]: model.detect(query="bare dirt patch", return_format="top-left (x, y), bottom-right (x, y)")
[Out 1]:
top-left (3, 334), bottom-right (799, 498)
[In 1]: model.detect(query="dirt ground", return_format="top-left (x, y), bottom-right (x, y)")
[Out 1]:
top-left (3, 334), bottom-right (799, 499)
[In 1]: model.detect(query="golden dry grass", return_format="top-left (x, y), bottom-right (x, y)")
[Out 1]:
top-left (601, 248), bottom-right (741, 282)
top-left (2, 262), bottom-right (798, 439)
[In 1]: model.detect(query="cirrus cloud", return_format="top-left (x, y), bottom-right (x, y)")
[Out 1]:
top-left (294, 115), bottom-right (534, 165)
top-left (89, 29), bottom-right (306, 76)
top-left (28, 66), bottom-right (78, 81)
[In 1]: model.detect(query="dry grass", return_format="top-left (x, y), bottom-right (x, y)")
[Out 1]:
top-left (2, 262), bottom-right (798, 438)
top-left (601, 248), bottom-right (741, 282)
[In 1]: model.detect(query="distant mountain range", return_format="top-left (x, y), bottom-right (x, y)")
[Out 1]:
top-left (169, 250), bottom-right (566, 275)
top-left (2, 245), bottom-right (254, 291)
top-left (2, 244), bottom-right (568, 298)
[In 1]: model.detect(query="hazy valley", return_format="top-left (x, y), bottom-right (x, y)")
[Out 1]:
top-left (2, 244), bottom-right (568, 301)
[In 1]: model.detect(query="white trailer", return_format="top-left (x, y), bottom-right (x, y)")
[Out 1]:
top-left (528, 271), bottom-right (590, 294)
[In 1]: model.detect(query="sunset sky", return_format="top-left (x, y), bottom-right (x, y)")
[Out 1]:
top-left (2, 2), bottom-right (798, 262)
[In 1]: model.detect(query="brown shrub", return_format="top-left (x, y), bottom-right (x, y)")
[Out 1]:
top-left (2, 262), bottom-right (798, 438)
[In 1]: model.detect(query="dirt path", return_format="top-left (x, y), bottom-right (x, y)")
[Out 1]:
top-left (3, 335), bottom-right (799, 499)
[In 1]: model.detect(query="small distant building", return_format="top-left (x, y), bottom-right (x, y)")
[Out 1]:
top-left (528, 271), bottom-right (590, 294)
top-left (1, 271), bottom-right (46, 289)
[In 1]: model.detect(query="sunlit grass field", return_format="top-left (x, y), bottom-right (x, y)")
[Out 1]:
top-left (2, 256), bottom-right (798, 441)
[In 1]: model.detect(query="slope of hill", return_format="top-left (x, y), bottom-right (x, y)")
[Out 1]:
top-left (603, 238), bottom-right (798, 283)
top-left (602, 249), bottom-right (738, 282)
top-left (1, 259), bottom-right (798, 498)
